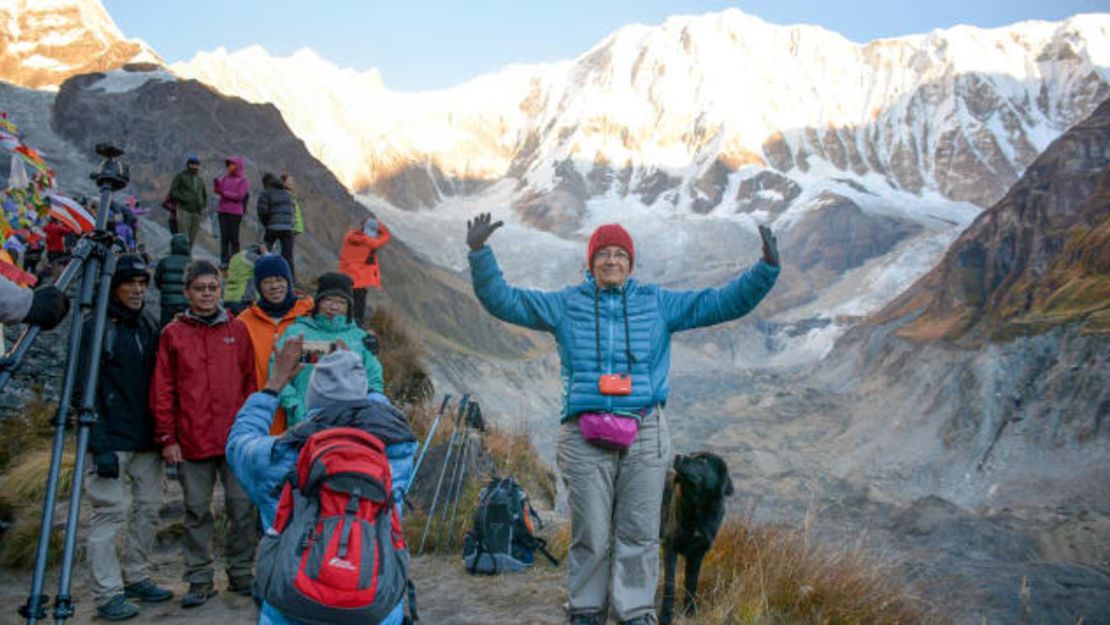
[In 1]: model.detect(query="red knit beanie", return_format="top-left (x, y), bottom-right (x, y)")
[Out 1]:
top-left (587, 224), bottom-right (635, 269)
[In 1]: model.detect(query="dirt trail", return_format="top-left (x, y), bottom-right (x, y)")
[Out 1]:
top-left (0, 553), bottom-right (569, 625)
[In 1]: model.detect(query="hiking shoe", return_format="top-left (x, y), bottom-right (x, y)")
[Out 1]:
top-left (620, 616), bottom-right (654, 625)
top-left (124, 579), bottom-right (173, 603)
top-left (180, 582), bottom-right (217, 608)
top-left (570, 613), bottom-right (603, 625)
top-left (227, 576), bottom-right (254, 597)
top-left (96, 594), bottom-right (139, 621)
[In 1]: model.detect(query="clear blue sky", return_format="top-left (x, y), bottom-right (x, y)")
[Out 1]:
top-left (103, 0), bottom-right (1108, 91)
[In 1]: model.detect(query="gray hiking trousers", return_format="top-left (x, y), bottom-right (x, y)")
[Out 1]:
top-left (557, 407), bottom-right (671, 622)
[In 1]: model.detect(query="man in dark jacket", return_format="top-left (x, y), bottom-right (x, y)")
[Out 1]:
top-left (168, 155), bottom-right (208, 250)
top-left (151, 260), bottom-right (259, 608)
top-left (153, 233), bottom-right (191, 327)
top-left (77, 255), bottom-right (173, 621)
top-left (256, 172), bottom-right (296, 279)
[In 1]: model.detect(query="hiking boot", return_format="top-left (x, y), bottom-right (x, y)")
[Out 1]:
top-left (227, 576), bottom-right (254, 597)
top-left (569, 613), bottom-right (603, 625)
top-left (620, 616), bottom-right (654, 625)
top-left (180, 582), bottom-right (217, 608)
top-left (123, 579), bottom-right (173, 603)
top-left (96, 594), bottom-right (139, 621)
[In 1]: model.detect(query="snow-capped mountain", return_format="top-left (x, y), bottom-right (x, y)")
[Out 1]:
top-left (174, 10), bottom-right (1110, 213)
top-left (0, 0), bottom-right (160, 90)
top-left (171, 10), bottom-right (1109, 368)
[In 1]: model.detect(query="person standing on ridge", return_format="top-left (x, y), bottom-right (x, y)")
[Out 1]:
top-left (168, 155), bottom-right (207, 250)
top-left (272, 272), bottom-right (384, 427)
top-left (338, 215), bottom-right (391, 327)
top-left (213, 156), bottom-right (249, 270)
top-left (153, 233), bottom-right (192, 328)
top-left (76, 255), bottom-right (174, 621)
top-left (257, 172), bottom-right (297, 280)
top-left (237, 253), bottom-right (314, 435)
top-left (151, 260), bottom-right (259, 608)
top-left (465, 214), bottom-right (779, 625)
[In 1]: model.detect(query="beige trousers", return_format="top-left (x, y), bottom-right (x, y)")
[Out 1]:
top-left (557, 408), bottom-right (671, 622)
top-left (84, 451), bottom-right (163, 602)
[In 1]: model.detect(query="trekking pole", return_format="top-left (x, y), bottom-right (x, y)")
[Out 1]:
top-left (433, 399), bottom-right (472, 553)
top-left (409, 394), bottom-right (451, 492)
top-left (445, 401), bottom-right (479, 553)
top-left (418, 394), bottom-right (468, 555)
top-left (438, 401), bottom-right (473, 553)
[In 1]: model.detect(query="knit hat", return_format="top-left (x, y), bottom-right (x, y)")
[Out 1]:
top-left (186, 154), bottom-right (200, 164)
top-left (306, 350), bottom-right (367, 412)
top-left (184, 259), bottom-right (220, 287)
top-left (112, 254), bottom-right (149, 289)
top-left (254, 254), bottom-right (297, 315)
top-left (315, 272), bottom-right (354, 313)
top-left (587, 224), bottom-right (635, 269)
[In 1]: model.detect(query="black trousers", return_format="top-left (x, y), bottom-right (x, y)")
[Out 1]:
top-left (264, 229), bottom-right (295, 280)
top-left (218, 212), bottom-right (242, 267)
top-left (353, 288), bottom-right (368, 328)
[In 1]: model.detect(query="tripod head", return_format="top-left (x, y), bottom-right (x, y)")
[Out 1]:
top-left (90, 143), bottom-right (129, 192)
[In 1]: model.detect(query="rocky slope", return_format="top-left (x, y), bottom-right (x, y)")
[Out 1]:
top-left (0, 0), bottom-right (160, 90)
top-left (5, 66), bottom-right (541, 359)
top-left (817, 97), bottom-right (1110, 509)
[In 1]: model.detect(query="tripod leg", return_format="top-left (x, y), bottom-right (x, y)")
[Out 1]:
top-left (53, 250), bottom-right (117, 624)
top-left (20, 243), bottom-right (99, 625)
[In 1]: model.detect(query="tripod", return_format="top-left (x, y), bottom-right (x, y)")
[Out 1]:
top-left (0, 144), bottom-right (129, 624)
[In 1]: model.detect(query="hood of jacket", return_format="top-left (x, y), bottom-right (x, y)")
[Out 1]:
top-left (224, 155), bottom-right (246, 178)
top-left (170, 233), bottom-right (190, 255)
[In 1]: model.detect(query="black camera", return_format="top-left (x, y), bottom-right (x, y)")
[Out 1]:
top-left (90, 142), bottom-right (129, 191)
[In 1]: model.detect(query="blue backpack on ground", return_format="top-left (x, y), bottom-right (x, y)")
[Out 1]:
top-left (462, 476), bottom-right (559, 574)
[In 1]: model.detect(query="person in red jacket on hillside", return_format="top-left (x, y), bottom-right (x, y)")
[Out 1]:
top-left (338, 214), bottom-right (390, 327)
top-left (150, 259), bottom-right (259, 609)
top-left (43, 217), bottom-right (73, 264)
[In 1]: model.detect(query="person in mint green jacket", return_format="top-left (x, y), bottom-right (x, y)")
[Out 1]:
top-left (271, 272), bottom-right (384, 426)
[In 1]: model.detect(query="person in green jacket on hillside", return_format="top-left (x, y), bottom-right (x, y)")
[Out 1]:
top-left (168, 155), bottom-right (208, 250)
top-left (222, 243), bottom-right (267, 315)
top-left (271, 272), bottom-right (384, 427)
top-left (154, 233), bottom-right (192, 327)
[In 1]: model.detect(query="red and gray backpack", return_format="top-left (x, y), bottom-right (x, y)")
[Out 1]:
top-left (256, 427), bottom-right (416, 624)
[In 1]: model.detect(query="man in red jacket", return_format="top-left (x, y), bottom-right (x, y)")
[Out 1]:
top-left (150, 259), bottom-right (258, 608)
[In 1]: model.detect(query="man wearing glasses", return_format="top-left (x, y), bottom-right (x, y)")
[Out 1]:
top-left (151, 259), bottom-right (259, 608)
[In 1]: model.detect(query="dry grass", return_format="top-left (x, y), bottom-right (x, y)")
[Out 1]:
top-left (681, 514), bottom-right (942, 625)
top-left (1, 446), bottom-right (75, 504)
top-left (483, 422), bottom-right (557, 509)
top-left (404, 478), bottom-right (485, 556)
top-left (0, 508), bottom-right (62, 570)
top-left (0, 395), bottom-right (55, 472)
top-left (371, 306), bottom-right (434, 404)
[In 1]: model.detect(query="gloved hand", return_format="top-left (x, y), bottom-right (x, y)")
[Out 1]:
top-left (758, 225), bottom-right (779, 267)
top-left (363, 333), bottom-right (380, 356)
top-left (23, 285), bottom-right (70, 330)
top-left (466, 213), bottom-right (504, 251)
top-left (93, 452), bottom-right (119, 479)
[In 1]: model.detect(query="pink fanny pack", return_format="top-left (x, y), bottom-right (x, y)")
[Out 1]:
top-left (577, 412), bottom-right (639, 450)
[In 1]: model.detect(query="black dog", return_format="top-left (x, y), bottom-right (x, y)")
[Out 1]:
top-left (659, 452), bottom-right (734, 625)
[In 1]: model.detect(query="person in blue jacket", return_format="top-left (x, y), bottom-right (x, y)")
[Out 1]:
top-left (226, 336), bottom-right (417, 625)
top-left (466, 214), bottom-right (779, 625)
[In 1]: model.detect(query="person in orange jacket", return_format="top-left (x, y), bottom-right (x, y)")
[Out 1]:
top-left (338, 215), bottom-right (390, 327)
top-left (236, 254), bottom-right (313, 434)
